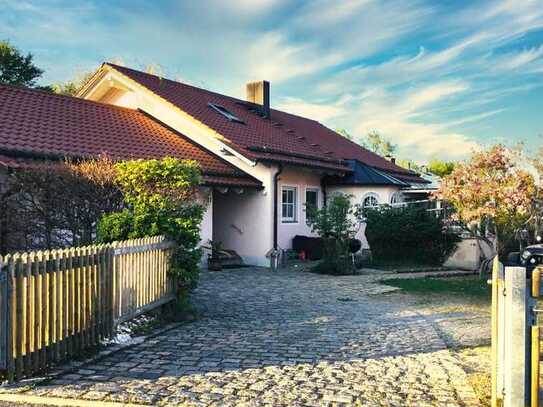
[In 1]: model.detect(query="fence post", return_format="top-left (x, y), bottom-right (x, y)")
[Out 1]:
top-left (0, 257), bottom-right (8, 371)
top-left (503, 266), bottom-right (531, 406)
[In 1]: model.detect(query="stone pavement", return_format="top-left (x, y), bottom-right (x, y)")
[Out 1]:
top-left (3, 268), bottom-right (488, 406)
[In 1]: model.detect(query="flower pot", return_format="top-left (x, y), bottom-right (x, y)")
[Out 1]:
top-left (208, 255), bottom-right (222, 271)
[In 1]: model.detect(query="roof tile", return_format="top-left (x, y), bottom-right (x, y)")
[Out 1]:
top-left (0, 84), bottom-right (261, 188)
top-left (108, 63), bottom-right (424, 181)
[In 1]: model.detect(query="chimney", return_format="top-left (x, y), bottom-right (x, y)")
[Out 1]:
top-left (246, 80), bottom-right (270, 118)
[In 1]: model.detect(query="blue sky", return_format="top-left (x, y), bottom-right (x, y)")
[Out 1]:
top-left (1, 0), bottom-right (542, 162)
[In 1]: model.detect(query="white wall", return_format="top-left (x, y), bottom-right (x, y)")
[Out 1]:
top-left (198, 188), bottom-right (213, 246)
top-left (327, 185), bottom-right (401, 248)
top-left (212, 165), bottom-right (275, 266)
top-left (277, 167), bottom-right (323, 250)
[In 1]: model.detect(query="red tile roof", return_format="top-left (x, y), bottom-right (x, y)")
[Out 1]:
top-left (107, 63), bottom-right (426, 182)
top-left (0, 84), bottom-right (261, 188)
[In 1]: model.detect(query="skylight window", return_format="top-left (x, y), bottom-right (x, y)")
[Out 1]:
top-left (208, 103), bottom-right (245, 124)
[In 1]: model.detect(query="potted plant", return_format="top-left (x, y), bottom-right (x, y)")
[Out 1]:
top-left (203, 240), bottom-right (226, 271)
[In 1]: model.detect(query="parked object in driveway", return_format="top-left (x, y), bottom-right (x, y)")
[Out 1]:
top-left (203, 240), bottom-right (245, 271)
top-left (292, 235), bottom-right (324, 260)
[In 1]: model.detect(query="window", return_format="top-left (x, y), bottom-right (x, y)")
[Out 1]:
top-left (361, 192), bottom-right (380, 218)
top-left (282, 186), bottom-right (297, 222)
top-left (305, 188), bottom-right (319, 223)
top-left (390, 191), bottom-right (404, 205)
top-left (208, 103), bottom-right (245, 124)
top-left (362, 193), bottom-right (380, 209)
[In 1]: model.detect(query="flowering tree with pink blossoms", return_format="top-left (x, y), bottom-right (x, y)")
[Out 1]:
top-left (437, 145), bottom-right (539, 260)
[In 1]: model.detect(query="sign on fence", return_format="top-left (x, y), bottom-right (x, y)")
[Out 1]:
top-left (0, 236), bottom-right (176, 382)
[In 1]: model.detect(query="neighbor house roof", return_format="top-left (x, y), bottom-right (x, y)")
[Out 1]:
top-left (104, 63), bottom-right (428, 184)
top-left (0, 84), bottom-right (261, 188)
top-left (325, 160), bottom-right (412, 187)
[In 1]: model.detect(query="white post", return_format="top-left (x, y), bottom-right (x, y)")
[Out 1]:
top-left (504, 266), bottom-right (530, 406)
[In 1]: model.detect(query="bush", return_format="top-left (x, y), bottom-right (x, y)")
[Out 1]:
top-left (311, 238), bottom-right (354, 275)
top-left (1, 157), bottom-right (122, 253)
top-left (306, 195), bottom-right (358, 275)
top-left (365, 205), bottom-right (460, 265)
top-left (97, 158), bottom-right (205, 294)
top-left (97, 209), bottom-right (133, 243)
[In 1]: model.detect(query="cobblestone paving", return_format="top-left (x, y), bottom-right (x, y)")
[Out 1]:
top-left (13, 269), bottom-right (486, 406)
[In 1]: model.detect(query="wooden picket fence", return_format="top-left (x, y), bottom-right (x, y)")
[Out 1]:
top-left (0, 236), bottom-right (176, 382)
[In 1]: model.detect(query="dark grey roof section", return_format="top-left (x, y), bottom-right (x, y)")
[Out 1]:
top-left (208, 103), bottom-right (245, 124)
top-left (325, 159), bottom-right (411, 187)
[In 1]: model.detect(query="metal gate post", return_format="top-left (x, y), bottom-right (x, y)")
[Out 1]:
top-left (503, 266), bottom-right (530, 406)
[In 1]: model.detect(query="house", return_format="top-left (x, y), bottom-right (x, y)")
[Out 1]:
top-left (0, 63), bottom-right (431, 266)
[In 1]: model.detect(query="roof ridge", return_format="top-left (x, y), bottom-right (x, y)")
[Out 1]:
top-left (105, 62), bottom-right (247, 104)
top-left (0, 83), bottom-right (140, 114)
top-left (106, 63), bottom-right (328, 123)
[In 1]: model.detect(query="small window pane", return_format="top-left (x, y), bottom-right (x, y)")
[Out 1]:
top-left (281, 187), bottom-right (297, 222)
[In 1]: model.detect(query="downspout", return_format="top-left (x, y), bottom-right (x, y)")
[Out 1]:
top-left (321, 175), bottom-right (327, 207)
top-left (273, 163), bottom-right (283, 250)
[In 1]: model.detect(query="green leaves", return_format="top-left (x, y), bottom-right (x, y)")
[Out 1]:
top-left (365, 205), bottom-right (460, 265)
top-left (97, 158), bottom-right (205, 293)
top-left (0, 40), bottom-right (43, 87)
top-left (307, 194), bottom-right (359, 275)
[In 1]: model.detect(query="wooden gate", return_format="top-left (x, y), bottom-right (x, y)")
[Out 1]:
top-left (491, 257), bottom-right (541, 406)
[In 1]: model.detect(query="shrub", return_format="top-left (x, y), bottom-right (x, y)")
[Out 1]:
top-left (365, 205), bottom-right (460, 265)
top-left (97, 158), bottom-right (205, 294)
top-left (96, 209), bottom-right (133, 243)
top-left (306, 194), bottom-right (359, 275)
top-left (1, 157), bottom-right (122, 253)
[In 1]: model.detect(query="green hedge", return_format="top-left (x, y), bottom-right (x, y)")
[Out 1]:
top-left (365, 205), bottom-right (459, 265)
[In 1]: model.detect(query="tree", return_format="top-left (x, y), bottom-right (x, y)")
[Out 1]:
top-left (335, 128), bottom-right (353, 140)
top-left (427, 159), bottom-right (456, 177)
top-left (52, 70), bottom-right (94, 96)
top-left (361, 131), bottom-right (396, 157)
top-left (0, 40), bottom-right (43, 87)
top-left (437, 145), bottom-right (538, 260)
top-left (396, 159), bottom-right (423, 172)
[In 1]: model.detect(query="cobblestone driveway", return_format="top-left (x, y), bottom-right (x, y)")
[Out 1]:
top-left (13, 268), bottom-right (486, 406)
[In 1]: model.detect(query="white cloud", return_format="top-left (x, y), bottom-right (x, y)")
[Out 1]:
top-left (275, 97), bottom-right (345, 122)
top-left (493, 45), bottom-right (543, 71)
top-left (401, 82), bottom-right (469, 113)
top-left (332, 83), bottom-right (482, 161)
top-left (293, 0), bottom-right (374, 26)
top-left (207, 0), bottom-right (286, 17)
top-left (245, 32), bottom-right (343, 83)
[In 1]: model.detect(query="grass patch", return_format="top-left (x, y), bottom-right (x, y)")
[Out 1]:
top-left (367, 263), bottom-right (444, 272)
top-left (379, 276), bottom-right (491, 299)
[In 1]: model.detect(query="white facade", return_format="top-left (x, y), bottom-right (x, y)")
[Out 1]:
top-left (277, 167), bottom-right (323, 250)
